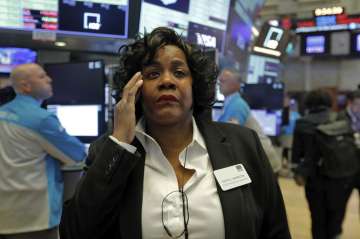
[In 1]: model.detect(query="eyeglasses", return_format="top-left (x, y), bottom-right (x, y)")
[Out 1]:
top-left (161, 189), bottom-right (189, 239)
top-left (162, 148), bottom-right (190, 238)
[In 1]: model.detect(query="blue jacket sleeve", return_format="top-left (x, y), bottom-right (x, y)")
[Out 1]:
top-left (219, 103), bottom-right (250, 125)
top-left (37, 114), bottom-right (86, 164)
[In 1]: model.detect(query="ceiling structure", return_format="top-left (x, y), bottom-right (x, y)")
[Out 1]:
top-left (260, 0), bottom-right (360, 21)
top-left (2, 1), bottom-right (360, 54)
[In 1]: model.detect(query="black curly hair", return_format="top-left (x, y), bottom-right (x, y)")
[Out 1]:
top-left (113, 27), bottom-right (218, 120)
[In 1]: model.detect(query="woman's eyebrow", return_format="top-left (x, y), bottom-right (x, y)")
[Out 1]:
top-left (144, 61), bottom-right (161, 68)
top-left (171, 59), bottom-right (187, 67)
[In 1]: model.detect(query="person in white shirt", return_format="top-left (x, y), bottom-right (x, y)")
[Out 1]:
top-left (60, 27), bottom-right (291, 239)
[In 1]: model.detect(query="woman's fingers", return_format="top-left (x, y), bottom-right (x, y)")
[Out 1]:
top-left (127, 79), bottom-right (143, 105)
top-left (122, 72), bottom-right (142, 102)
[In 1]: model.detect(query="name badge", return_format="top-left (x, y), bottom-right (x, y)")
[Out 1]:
top-left (214, 164), bottom-right (252, 191)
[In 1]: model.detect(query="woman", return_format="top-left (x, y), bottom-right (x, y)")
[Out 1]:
top-left (60, 27), bottom-right (291, 239)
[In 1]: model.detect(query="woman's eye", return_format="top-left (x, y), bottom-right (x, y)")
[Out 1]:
top-left (145, 71), bottom-right (159, 79)
top-left (174, 70), bottom-right (186, 78)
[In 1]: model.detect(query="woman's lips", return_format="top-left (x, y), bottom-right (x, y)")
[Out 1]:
top-left (157, 95), bottom-right (179, 102)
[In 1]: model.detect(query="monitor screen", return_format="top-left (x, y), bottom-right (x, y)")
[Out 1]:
top-left (227, 6), bottom-right (252, 52)
top-left (241, 82), bottom-right (284, 110)
top-left (251, 109), bottom-right (281, 136)
top-left (0, 0), bottom-right (130, 38)
top-left (47, 104), bottom-right (101, 137)
top-left (0, 48), bottom-right (37, 73)
top-left (45, 61), bottom-right (104, 105)
top-left (253, 23), bottom-right (289, 57)
top-left (0, 0), bottom-right (58, 31)
top-left (139, 0), bottom-right (231, 50)
top-left (330, 31), bottom-right (350, 56)
top-left (315, 15), bottom-right (336, 27)
top-left (226, 0), bottom-right (265, 51)
top-left (58, 0), bottom-right (129, 38)
top-left (247, 54), bottom-right (280, 84)
top-left (305, 35), bottom-right (325, 53)
top-left (223, 0), bottom-right (265, 68)
top-left (350, 32), bottom-right (360, 55)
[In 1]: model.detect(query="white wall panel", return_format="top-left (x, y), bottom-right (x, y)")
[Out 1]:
top-left (339, 60), bottom-right (360, 90)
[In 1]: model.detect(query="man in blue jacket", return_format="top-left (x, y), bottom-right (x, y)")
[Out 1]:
top-left (0, 64), bottom-right (86, 239)
top-left (217, 68), bottom-right (282, 173)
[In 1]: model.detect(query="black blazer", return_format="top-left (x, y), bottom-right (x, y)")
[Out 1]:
top-left (60, 119), bottom-right (291, 239)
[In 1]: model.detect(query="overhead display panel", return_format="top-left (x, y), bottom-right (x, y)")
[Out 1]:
top-left (226, 0), bottom-right (264, 52)
top-left (139, 0), bottom-right (231, 50)
top-left (58, 0), bottom-right (129, 37)
top-left (300, 33), bottom-right (329, 56)
top-left (330, 31), bottom-right (350, 55)
top-left (0, 48), bottom-right (37, 73)
top-left (0, 0), bottom-right (130, 38)
top-left (0, 0), bottom-right (58, 30)
top-left (221, 0), bottom-right (265, 71)
top-left (247, 54), bottom-right (280, 84)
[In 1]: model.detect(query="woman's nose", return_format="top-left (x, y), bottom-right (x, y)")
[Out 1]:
top-left (158, 72), bottom-right (176, 90)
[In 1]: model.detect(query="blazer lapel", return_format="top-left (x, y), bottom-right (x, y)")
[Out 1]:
top-left (197, 119), bottom-right (257, 239)
top-left (119, 139), bottom-right (145, 239)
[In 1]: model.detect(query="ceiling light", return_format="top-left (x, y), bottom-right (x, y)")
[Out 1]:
top-left (55, 41), bottom-right (66, 47)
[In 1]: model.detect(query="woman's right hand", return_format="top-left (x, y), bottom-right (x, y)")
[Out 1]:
top-left (111, 72), bottom-right (143, 144)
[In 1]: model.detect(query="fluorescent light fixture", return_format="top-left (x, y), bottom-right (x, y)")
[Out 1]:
top-left (253, 46), bottom-right (281, 57)
top-left (54, 41), bottom-right (66, 47)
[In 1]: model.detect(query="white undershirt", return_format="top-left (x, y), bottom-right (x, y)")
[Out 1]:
top-left (110, 118), bottom-right (225, 239)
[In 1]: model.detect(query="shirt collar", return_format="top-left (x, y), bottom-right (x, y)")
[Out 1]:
top-left (135, 117), bottom-right (207, 152)
top-left (15, 94), bottom-right (41, 106)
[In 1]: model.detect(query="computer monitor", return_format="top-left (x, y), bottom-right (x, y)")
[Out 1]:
top-left (0, 0), bottom-right (133, 38)
top-left (301, 33), bottom-right (329, 55)
top-left (241, 82), bottom-right (284, 110)
top-left (139, 0), bottom-right (231, 50)
top-left (306, 35), bottom-right (325, 53)
top-left (45, 61), bottom-right (105, 105)
top-left (0, 48), bottom-right (37, 73)
top-left (247, 54), bottom-right (280, 84)
top-left (58, 0), bottom-right (130, 38)
top-left (350, 32), bottom-right (360, 55)
top-left (251, 109), bottom-right (281, 136)
top-left (253, 23), bottom-right (290, 58)
top-left (47, 104), bottom-right (104, 143)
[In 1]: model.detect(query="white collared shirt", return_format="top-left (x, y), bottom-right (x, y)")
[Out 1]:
top-left (109, 118), bottom-right (225, 239)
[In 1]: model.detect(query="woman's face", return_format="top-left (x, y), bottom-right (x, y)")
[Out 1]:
top-left (141, 45), bottom-right (193, 126)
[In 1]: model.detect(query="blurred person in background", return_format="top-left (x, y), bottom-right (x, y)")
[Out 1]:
top-left (292, 89), bottom-right (355, 239)
top-left (342, 90), bottom-right (360, 218)
top-left (0, 63), bottom-right (86, 239)
top-left (280, 95), bottom-right (300, 169)
top-left (217, 68), bottom-right (282, 174)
